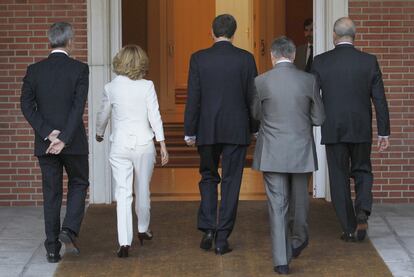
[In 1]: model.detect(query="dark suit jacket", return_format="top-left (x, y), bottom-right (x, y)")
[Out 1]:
top-left (311, 44), bottom-right (390, 144)
top-left (21, 52), bottom-right (89, 156)
top-left (294, 44), bottom-right (308, 71)
top-left (184, 41), bottom-right (258, 146)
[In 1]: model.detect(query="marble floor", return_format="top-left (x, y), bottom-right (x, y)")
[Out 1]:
top-left (0, 203), bottom-right (413, 277)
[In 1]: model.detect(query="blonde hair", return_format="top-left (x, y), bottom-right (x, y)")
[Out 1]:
top-left (112, 45), bottom-right (149, 80)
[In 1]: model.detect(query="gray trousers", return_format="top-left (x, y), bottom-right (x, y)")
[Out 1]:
top-left (263, 172), bottom-right (310, 266)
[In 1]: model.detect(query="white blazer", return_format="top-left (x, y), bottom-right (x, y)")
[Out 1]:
top-left (96, 76), bottom-right (165, 148)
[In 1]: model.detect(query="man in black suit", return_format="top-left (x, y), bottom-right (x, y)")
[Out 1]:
top-left (311, 17), bottom-right (390, 242)
top-left (20, 22), bottom-right (89, 262)
top-left (294, 18), bottom-right (313, 72)
top-left (184, 14), bottom-right (258, 255)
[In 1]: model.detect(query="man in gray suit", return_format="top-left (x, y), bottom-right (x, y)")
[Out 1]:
top-left (251, 36), bottom-right (325, 275)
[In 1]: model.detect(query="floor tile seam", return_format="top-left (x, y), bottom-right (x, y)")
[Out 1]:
top-left (380, 214), bottom-right (414, 262)
top-left (18, 243), bottom-right (44, 277)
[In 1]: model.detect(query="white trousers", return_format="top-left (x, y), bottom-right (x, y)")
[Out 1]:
top-left (109, 141), bottom-right (156, 246)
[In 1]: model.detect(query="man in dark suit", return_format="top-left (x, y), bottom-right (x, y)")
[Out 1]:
top-left (184, 14), bottom-right (258, 255)
top-left (20, 22), bottom-right (89, 263)
top-left (311, 17), bottom-right (390, 242)
top-left (294, 18), bottom-right (313, 72)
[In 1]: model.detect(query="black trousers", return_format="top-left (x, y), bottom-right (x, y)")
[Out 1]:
top-left (37, 154), bottom-right (89, 253)
top-left (197, 144), bottom-right (247, 247)
top-left (325, 143), bottom-right (373, 234)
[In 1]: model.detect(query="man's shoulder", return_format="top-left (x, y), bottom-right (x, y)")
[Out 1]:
top-left (295, 68), bottom-right (316, 82)
top-left (191, 47), bottom-right (212, 58)
top-left (258, 65), bottom-right (314, 81)
top-left (314, 48), bottom-right (335, 61)
top-left (28, 57), bottom-right (49, 70)
top-left (66, 57), bottom-right (89, 70)
top-left (30, 55), bottom-right (88, 70)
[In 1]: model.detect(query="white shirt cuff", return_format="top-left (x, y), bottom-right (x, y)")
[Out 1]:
top-left (184, 136), bottom-right (196, 142)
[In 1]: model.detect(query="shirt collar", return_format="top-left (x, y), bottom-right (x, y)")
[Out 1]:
top-left (276, 59), bottom-right (293, 65)
top-left (51, 49), bottom-right (69, 56)
top-left (336, 42), bottom-right (353, 46)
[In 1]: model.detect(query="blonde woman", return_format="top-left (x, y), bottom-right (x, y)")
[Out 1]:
top-left (96, 45), bottom-right (168, 258)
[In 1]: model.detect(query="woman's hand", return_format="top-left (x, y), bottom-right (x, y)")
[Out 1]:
top-left (159, 141), bottom-right (169, 166)
top-left (96, 134), bottom-right (104, 142)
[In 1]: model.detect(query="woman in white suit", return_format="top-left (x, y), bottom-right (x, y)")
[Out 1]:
top-left (95, 45), bottom-right (168, 258)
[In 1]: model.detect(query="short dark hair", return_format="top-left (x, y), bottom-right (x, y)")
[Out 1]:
top-left (212, 14), bottom-right (237, 39)
top-left (48, 22), bottom-right (73, 48)
top-left (304, 18), bottom-right (313, 29)
top-left (270, 36), bottom-right (296, 60)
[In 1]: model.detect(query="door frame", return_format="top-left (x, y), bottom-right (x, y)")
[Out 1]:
top-left (87, 0), bottom-right (348, 203)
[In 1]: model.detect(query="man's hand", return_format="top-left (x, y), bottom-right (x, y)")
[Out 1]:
top-left (96, 134), bottom-right (104, 142)
top-left (46, 139), bottom-right (65, 155)
top-left (159, 141), bottom-right (169, 166)
top-left (48, 130), bottom-right (61, 141)
top-left (186, 139), bottom-right (196, 147)
top-left (378, 137), bottom-right (390, 152)
top-left (185, 137), bottom-right (196, 147)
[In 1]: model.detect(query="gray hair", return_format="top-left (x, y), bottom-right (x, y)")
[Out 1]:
top-left (270, 36), bottom-right (296, 59)
top-left (48, 22), bottom-right (73, 48)
top-left (334, 17), bottom-right (356, 40)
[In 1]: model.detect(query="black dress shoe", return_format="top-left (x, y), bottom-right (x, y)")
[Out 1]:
top-left (200, 230), bottom-right (215, 250)
top-left (59, 229), bottom-right (80, 255)
top-left (117, 245), bottom-right (130, 258)
top-left (340, 232), bottom-right (356, 242)
top-left (46, 252), bottom-right (61, 263)
top-left (274, 265), bottom-right (289, 275)
top-left (292, 238), bottom-right (308, 258)
top-left (138, 230), bottom-right (153, 246)
top-left (215, 244), bottom-right (233, 255)
top-left (356, 210), bottom-right (369, 241)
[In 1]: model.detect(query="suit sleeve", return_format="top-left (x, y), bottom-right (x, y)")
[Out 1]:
top-left (146, 82), bottom-right (165, 142)
top-left (371, 58), bottom-right (390, 136)
top-left (310, 57), bottom-right (322, 91)
top-left (246, 54), bottom-right (260, 133)
top-left (250, 79), bottom-right (262, 122)
top-left (310, 76), bottom-right (325, 126)
top-left (20, 65), bottom-right (54, 139)
top-left (58, 64), bottom-right (89, 145)
top-left (184, 54), bottom-right (201, 136)
top-left (95, 85), bottom-right (111, 136)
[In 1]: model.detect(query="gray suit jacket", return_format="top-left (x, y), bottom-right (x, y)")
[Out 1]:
top-left (251, 62), bottom-right (325, 173)
top-left (294, 44), bottom-right (308, 71)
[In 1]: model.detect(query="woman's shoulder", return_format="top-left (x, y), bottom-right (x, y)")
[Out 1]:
top-left (138, 78), bottom-right (154, 86)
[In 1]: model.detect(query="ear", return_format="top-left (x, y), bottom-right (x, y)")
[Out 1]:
top-left (270, 52), bottom-right (276, 65)
top-left (211, 29), bottom-right (216, 40)
top-left (332, 32), bottom-right (338, 45)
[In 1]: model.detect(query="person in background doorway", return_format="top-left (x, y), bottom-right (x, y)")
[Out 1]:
top-left (294, 18), bottom-right (313, 72)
